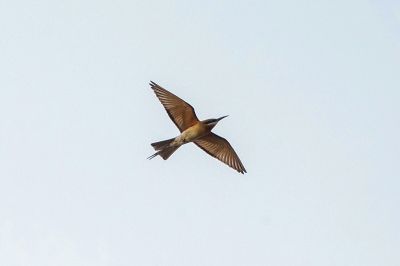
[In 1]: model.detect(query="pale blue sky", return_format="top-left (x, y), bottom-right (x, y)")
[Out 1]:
top-left (1, 0), bottom-right (399, 265)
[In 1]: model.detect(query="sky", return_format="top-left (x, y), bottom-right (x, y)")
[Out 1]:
top-left (1, 0), bottom-right (399, 265)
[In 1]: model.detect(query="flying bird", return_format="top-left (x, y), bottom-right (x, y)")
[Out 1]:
top-left (148, 81), bottom-right (246, 174)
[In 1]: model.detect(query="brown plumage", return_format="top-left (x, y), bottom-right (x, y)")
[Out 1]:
top-left (150, 82), bottom-right (199, 132)
top-left (194, 133), bottom-right (246, 174)
top-left (148, 81), bottom-right (246, 174)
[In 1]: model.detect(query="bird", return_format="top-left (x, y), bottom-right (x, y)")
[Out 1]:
top-left (147, 81), bottom-right (246, 174)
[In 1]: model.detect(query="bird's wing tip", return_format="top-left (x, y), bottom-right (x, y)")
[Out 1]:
top-left (149, 81), bottom-right (163, 91)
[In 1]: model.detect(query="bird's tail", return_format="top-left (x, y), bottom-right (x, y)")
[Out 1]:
top-left (148, 138), bottom-right (178, 160)
top-left (151, 138), bottom-right (175, 151)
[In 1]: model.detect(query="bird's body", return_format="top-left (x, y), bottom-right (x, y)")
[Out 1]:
top-left (148, 81), bottom-right (246, 174)
top-left (176, 122), bottom-right (209, 144)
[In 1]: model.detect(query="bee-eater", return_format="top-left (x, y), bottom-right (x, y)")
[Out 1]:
top-left (148, 81), bottom-right (246, 174)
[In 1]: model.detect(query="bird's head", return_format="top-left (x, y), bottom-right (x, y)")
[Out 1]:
top-left (202, 115), bottom-right (228, 130)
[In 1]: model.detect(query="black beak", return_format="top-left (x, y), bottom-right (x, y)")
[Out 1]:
top-left (217, 115), bottom-right (228, 121)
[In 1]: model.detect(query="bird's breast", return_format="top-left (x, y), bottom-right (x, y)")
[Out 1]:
top-left (177, 122), bottom-right (209, 144)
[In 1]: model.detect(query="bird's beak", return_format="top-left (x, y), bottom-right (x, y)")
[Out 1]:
top-left (217, 115), bottom-right (229, 121)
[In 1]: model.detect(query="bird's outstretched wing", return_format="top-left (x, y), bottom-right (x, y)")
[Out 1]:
top-left (150, 81), bottom-right (199, 132)
top-left (194, 133), bottom-right (246, 174)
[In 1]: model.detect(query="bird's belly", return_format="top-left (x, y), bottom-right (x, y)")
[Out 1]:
top-left (178, 124), bottom-right (207, 144)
